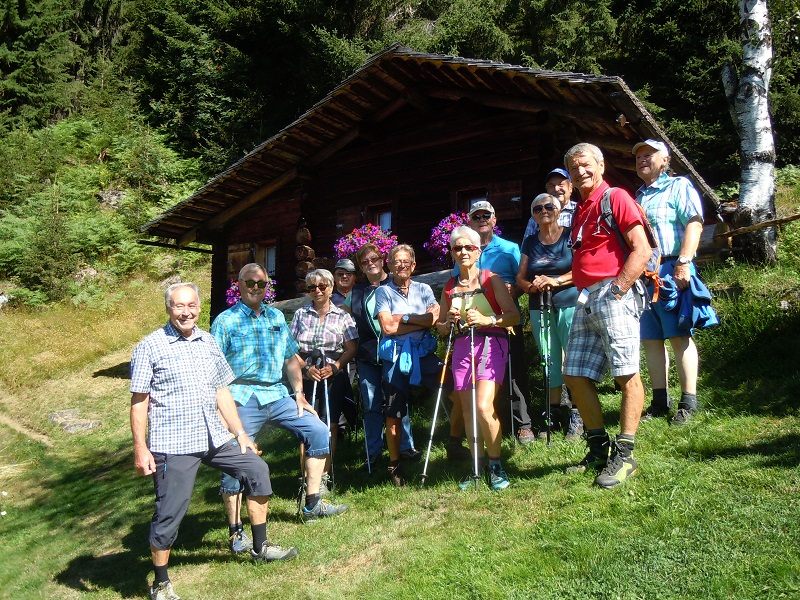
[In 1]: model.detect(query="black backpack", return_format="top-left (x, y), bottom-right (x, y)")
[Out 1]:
top-left (600, 188), bottom-right (662, 302)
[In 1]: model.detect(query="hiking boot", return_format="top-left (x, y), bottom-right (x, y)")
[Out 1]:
top-left (565, 408), bottom-right (584, 441)
top-left (150, 581), bottom-right (180, 600)
top-left (400, 447), bottom-right (422, 462)
top-left (319, 473), bottom-right (331, 497)
top-left (447, 440), bottom-right (471, 461)
top-left (595, 443), bottom-right (638, 489)
top-left (516, 426), bottom-right (537, 445)
top-left (302, 498), bottom-right (349, 522)
top-left (671, 407), bottom-right (695, 426)
top-left (565, 431), bottom-right (610, 474)
top-left (251, 541), bottom-right (299, 562)
top-left (642, 404), bottom-right (670, 421)
top-left (228, 529), bottom-right (253, 554)
top-left (387, 462), bottom-right (406, 487)
top-left (488, 463), bottom-right (510, 491)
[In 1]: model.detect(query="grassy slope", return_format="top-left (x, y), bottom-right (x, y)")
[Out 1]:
top-left (1, 245), bottom-right (799, 599)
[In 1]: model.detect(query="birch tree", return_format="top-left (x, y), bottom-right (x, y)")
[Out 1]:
top-left (722, 0), bottom-right (777, 263)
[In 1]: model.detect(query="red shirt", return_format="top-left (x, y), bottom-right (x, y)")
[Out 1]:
top-left (570, 181), bottom-right (644, 289)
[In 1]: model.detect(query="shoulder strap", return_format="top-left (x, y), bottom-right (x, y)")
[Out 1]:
top-left (600, 188), bottom-right (630, 255)
top-left (443, 275), bottom-right (457, 301)
top-left (479, 269), bottom-right (502, 315)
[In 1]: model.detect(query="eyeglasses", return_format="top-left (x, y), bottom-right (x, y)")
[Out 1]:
top-left (532, 204), bottom-right (557, 214)
top-left (393, 260), bottom-right (413, 267)
top-left (471, 213), bottom-right (493, 222)
top-left (306, 283), bottom-right (329, 292)
top-left (335, 271), bottom-right (354, 277)
top-left (243, 279), bottom-right (268, 289)
top-left (452, 244), bottom-right (479, 253)
top-left (360, 255), bottom-right (382, 265)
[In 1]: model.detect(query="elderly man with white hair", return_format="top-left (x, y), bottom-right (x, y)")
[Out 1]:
top-left (633, 139), bottom-right (705, 425)
top-left (562, 142), bottom-right (651, 489)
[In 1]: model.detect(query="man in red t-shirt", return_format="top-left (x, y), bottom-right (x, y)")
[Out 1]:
top-left (561, 143), bottom-right (651, 489)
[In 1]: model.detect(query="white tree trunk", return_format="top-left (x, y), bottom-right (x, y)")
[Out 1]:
top-left (721, 0), bottom-right (777, 263)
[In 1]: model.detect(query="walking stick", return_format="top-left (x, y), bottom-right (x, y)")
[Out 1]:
top-left (421, 322), bottom-right (456, 486)
top-left (469, 325), bottom-right (480, 487)
top-left (507, 331), bottom-right (514, 441)
top-left (320, 349), bottom-right (334, 489)
top-left (538, 289), bottom-right (553, 447)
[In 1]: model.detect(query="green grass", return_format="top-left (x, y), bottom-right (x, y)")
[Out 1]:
top-left (1, 233), bottom-right (800, 599)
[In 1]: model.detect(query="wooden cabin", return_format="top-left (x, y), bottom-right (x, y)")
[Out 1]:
top-left (142, 44), bottom-right (721, 318)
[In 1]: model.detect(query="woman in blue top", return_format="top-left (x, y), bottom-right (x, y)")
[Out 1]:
top-left (516, 193), bottom-right (582, 439)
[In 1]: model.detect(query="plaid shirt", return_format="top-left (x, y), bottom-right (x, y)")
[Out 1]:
top-left (289, 302), bottom-right (358, 357)
top-left (130, 322), bottom-right (235, 454)
top-left (637, 173), bottom-right (703, 257)
top-left (211, 301), bottom-right (300, 407)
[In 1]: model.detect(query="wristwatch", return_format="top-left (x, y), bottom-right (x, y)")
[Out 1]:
top-left (401, 314), bottom-right (410, 324)
top-left (677, 256), bottom-right (691, 265)
top-left (609, 282), bottom-right (623, 297)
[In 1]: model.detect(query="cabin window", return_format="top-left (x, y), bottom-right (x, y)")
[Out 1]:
top-left (368, 204), bottom-right (393, 231)
top-left (256, 243), bottom-right (277, 276)
top-left (457, 188), bottom-right (488, 213)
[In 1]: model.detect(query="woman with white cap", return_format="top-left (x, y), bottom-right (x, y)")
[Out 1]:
top-left (633, 139), bottom-right (704, 425)
top-left (516, 192), bottom-right (583, 439)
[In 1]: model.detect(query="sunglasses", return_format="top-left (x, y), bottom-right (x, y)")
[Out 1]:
top-left (360, 256), bottom-right (382, 265)
top-left (471, 213), bottom-right (493, 222)
top-left (532, 204), bottom-right (557, 214)
top-left (306, 283), bottom-right (329, 292)
top-left (243, 279), bottom-right (268, 289)
top-left (452, 244), bottom-right (479, 253)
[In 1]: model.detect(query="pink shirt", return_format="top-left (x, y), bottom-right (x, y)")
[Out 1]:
top-left (570, 181), bottom-right (644, 289)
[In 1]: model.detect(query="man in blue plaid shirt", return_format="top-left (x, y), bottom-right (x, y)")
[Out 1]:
top-left (131, 282), bottom-right (298, 600)
top-left (212, 263), bottom-right (348, 542)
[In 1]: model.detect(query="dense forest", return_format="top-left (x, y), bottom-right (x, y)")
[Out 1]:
top-left (1, 0), bottom-right (799, 304)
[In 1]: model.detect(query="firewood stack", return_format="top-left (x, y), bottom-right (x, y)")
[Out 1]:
top-left (295, 218), bottom-right (337, 296)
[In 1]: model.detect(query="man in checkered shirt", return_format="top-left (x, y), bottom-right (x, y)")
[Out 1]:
top-left (130, 282), bottom-right (298, 600)
top-left (212, 263), bottom-right (348, 544)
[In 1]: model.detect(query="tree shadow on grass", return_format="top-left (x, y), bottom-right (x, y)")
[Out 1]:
top-left (92, 362), bottom-right (130, 379)
top-left (55, 513), bottom-right (239, 598)
top-left (698, 309), bottom-right (800, 417)
top-left (690, 432), bottom-right (800, 469)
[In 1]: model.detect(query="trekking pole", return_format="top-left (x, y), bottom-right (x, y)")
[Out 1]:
top-left (540, 289), bottom-right (553, 447)
top-left (469, 325), bottom-right (480, 488)
top-left (421, 322), bottom-right (456, 486)
top-left (321, 349), bottom-right (334, 489)
top-left (507, 330), bottom-right (514, 442)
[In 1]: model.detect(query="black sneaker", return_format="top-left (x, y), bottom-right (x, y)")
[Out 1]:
top-left (251, 541), bottom-right (299, 562)
top-left (565, 432), bottom-right (610, 474)
top-left (565, 408), bottom-right (584, 441)
top-left (400, 447), bottom-right (422, 462)
top-left (447, 440), bottom-right (472, 460)
top-left (671, 407), bottom-right (695, 426)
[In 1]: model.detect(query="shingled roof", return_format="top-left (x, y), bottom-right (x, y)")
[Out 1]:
top-left (143, 43), bottom-right (719, 245)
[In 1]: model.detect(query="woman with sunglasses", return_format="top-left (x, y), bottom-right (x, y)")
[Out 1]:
top-left (349, 244), bottom-right (419, 472)
top-left (516, 193), bottom-right (583, 439)
top-left (436, 226), bottom-right (519, 491)
top-left (290, 269), bottom-right (358, 488)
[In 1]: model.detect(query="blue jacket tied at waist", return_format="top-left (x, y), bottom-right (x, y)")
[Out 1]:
top-left (379, 334), bottom-right (437, 385)
top-left (659, 273), bottom-right (719, 333)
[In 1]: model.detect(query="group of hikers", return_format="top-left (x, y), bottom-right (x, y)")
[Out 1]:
top-left (131, 141), bottom-right (711, 600)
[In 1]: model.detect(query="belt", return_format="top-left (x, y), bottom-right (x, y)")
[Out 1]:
top-left (583, 277), bottom-right (614, 294)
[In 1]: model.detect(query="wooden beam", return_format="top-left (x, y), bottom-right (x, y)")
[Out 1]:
top-left (422, 84), bottom-right (618, 124)
top-left (714, 212), bottom-right (800, 238)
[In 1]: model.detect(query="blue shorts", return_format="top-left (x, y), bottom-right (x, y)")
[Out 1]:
top-left (640, 260), bottom-right (698, 340)
top-left (220, 394), bottom-right (329, 495)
